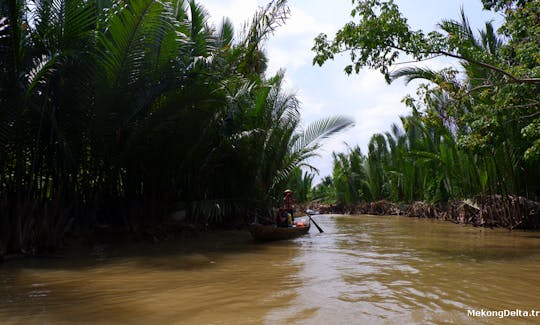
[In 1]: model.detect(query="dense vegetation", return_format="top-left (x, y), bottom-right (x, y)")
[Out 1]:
top-left (1, 0), bottom-right (538, 256)
top-left (308, 0), bottom-right (539, 206)
top-left (0, 0), bottom-right (352, 255)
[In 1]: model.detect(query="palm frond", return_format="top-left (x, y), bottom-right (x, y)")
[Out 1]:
top-left (147, 0), bottom-right (188, 78)
top-left (188, 0), bottom-right (213, 57)
top-left (390, 66), bottom-right (440, 84)
top-left (241, 0), bottom-right (289, 47)
top-left (97, 0), bottom-right (167, 86)
top-left (0, 17), bottom-right (9, 39)
top-left (437, 8), bottom-right (478, 49)
top-left (23, 52), bottom-right (57, 103)
top-left (217, 17), bottom-right (235, 48)
top-left (292, 116), bottom-right (354, 153)
top-left (479, 21), bottom-right (502, 56)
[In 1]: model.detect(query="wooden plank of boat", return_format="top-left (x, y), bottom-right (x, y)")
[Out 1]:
top-left (249, 218), bottom-right (311, 241)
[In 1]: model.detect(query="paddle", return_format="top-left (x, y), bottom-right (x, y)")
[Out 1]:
top-left (306, 210), bottom-right (324, 233)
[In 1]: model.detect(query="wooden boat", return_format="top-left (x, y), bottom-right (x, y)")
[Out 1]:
top-left (249, 217), bottom-right (311, 241)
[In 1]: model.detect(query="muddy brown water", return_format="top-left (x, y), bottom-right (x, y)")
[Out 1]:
top-left (1, 215), bottom-right (540, 324)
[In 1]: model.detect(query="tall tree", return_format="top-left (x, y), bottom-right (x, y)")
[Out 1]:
top-left (0, 0), bottom-right (353, 255)
top-left (312, 0), bottom-right (539, 200)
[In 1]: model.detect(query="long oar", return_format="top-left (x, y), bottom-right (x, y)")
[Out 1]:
top-left (306, 211), bottom-right (324, 233)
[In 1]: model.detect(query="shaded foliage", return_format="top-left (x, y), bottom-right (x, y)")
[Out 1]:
top-left (0, 0), bottom-right (352, 255)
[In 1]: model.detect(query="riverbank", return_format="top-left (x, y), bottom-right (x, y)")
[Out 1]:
top-left (2, 195), bottom-right (538, 262)
top-left (0, 219), bottom-right (201, 263)
top-left (308, 195), bottom-right (540, 230)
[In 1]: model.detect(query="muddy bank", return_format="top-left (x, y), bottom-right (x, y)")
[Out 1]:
top-left (310, 195), bottom-right (540, 230)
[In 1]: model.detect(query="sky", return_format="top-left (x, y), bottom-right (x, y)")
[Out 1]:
top-left (201, 0), bottom-right (501, 183)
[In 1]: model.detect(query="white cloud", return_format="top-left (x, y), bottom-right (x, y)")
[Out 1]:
top-left (277, 5), bottom-right (334, 37)
top-left (202, 0), bottom-right (258, 31)
top-left (264, 5), bottom-right (335, 75)
top-left (265, 46), bottom-right (307, 74)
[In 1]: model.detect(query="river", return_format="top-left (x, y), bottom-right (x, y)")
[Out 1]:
top-left (1, 215), bottom-right (540, 324)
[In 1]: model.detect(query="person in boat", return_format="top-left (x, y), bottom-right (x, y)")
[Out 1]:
top-left (276, 208), bottom-right (290, 227)
top-left (276, 189), bottom-right (295, 227)
top-left (283, 189), bottom-right (295, 218)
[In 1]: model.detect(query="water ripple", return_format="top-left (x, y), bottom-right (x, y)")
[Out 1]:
top-left (1, 217), bottom-right (540, 324)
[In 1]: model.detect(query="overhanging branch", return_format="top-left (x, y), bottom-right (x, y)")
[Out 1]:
top-left (385, 43), bottom-right (540, 84)
top-left (436, 50), bottom-right (540, 84)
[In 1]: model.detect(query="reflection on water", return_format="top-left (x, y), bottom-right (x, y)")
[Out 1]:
top-left (1, 216), bottom-right (540, 324)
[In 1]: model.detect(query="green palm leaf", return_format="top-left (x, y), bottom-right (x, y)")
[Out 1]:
top-left (292, 116), bottom-right (354, 153)
top-left (97, 0), bottom-right (167, 86)
top-left (390, 67), bottom-right (440, 85)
